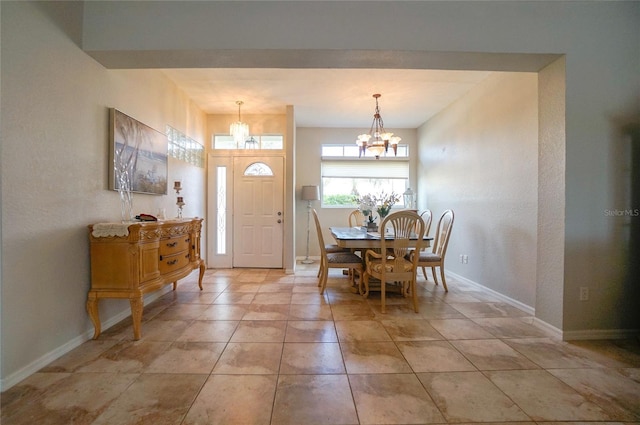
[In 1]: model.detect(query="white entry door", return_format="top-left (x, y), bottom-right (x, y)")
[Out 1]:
top-left (233, 156), bottom-right (284, 268)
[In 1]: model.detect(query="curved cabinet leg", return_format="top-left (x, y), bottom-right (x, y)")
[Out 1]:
top-left (198, 260), bottom-right (205, 290)
top-left (86, 295), bottom-right (101, 339)
top-left (130, 297), bottom-right (144, 340)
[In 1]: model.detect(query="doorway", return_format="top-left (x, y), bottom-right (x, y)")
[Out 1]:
top-left (207, 154), bottom-right (285, 268)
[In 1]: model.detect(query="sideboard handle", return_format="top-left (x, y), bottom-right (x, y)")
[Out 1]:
top-left (166, 241), bottom-right (178, 248)
top-left (167, 259), bottom-right (178, 265)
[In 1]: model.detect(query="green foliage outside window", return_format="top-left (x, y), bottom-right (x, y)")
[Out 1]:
top-left (323, 194), bottom-right (357, 206)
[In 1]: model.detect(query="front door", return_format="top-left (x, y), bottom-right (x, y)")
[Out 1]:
top-left (232, 156), bottom-right (284, 268)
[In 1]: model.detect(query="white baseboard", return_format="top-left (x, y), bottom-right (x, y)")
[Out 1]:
top-left (0, 287), bottom-right (172, 392)
top-left (446, 271), bottom-right (640, 341)
top-left (446, 271), bottom-right (561, 339)
top-left (446, 271), bottom-right (535, 316)
top-left (561, 328), bottom-right (640, 341)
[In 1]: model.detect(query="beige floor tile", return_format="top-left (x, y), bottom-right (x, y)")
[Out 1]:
top-left (331, 304), bottom-right (376, 320)
top-left (567, 339), bottom-right (640, 368)
top-left (137, 319), bottom-right (191, 341)
top-left (271, 374), bottom-right (358, 425)
top-left (39, 339), bottom-right (120, 373)
top-left (396, 340), bottom-right (476, 372)
top-left (285, 320), bottom-right (338, 342)
top-left (231, 320), bottom-right (287, 342)
top-left (428, 318), bottom-right (496, 340)
top-left (154, 303), bottom-right (211, 320)
top-left (252, 292), bottom-right (293, 304)
top-left (548, 367), bottom-right (640, 420)
top-left (502, 337), bottom-right (611, 368)
top-left (381, 318), bottom-right (445, 341)
top-left (76, 340), bottom-right (172, 373)
top-left (447, 302), bottom-right (530, 318)
top-left (259, 283), bottom-right (295, 293)
top-left (243, 304), bottom-right (290, 320)
top-left (280, 342), bottom-right (345, 374)
top-left (212, 292), bottom-right (255, 304)
top-left (341, 341), bottom-right (412, 373)
top-left (146, 341), bottom-right (225, 374)
top-left (213, 342), bottom-right (283, 374)
top-left (350, 373), bottom-right (445, 424)
top-left (451, 339), bottom-right (540, 370)
top-left (91, 373), bottom-right (207, 425)
top-left (183, 374), bottom-right (277, 425)
top-left (486, 369), bottom-right (611, 421)
top-left (288, 303), bottom-right (334, 321)
top-left (290, 292), bottom-right (330, 304)
top-left (201, 304), bottom-right (248, 320)
top-left (471, 317), bottom-right (551, 338)
top-left (336, 320), bottom-right (392, 342)
top-left (171, 290), bottom-right (219, 304)
top-left (1, 372), bottom-right (137, 425)
top-left (176, 320), bottom-right (239, 342)
top-left (418, 371), bottom-right (530, 422)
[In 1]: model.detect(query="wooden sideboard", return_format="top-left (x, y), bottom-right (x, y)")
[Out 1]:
top-left (86, 218), bottom-right (205, 340)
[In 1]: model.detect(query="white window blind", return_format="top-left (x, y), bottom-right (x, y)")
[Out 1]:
top-left (322, 160), bottom-right (409, 179)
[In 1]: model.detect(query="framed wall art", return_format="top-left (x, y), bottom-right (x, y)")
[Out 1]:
top-left (109, 108), bottom-right (168, 195)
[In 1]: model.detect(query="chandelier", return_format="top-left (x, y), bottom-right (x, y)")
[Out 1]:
top-left (230, 100), bottom-right (249, 147)
top-left (356, 94), bottom-right (401, 159)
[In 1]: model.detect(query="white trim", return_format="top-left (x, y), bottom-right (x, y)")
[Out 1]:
top-left (0, 287), bottom-right (172, 392)
top-left (447, 271), bottom-right (535, 315)
top-left (447, 271), bottom-right (640, 341)
top-left (561, 328), bottom-right (640, 341)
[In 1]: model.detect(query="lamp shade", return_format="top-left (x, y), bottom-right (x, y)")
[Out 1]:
top-left (301, 185), bottom-right (320, 201)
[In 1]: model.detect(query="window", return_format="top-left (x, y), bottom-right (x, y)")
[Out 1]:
top-left (321, 145), bottom-right (410, 208)
top-left (166, 126), bottom-right (205, 167)
top-left (244, 162), bottom-right (274, 176)
top-left (213, 134), bottom-right (284, 150)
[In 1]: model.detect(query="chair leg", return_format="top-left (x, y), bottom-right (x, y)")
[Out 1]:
top-left (362, 272), bottom-right (370, 297)
top-left (440, 266), bottom-right (448, 292)
top-left (319, 265), bottom-right (329, 294)
top-left (410, 279), bottom-right (419, 313)
top-left (422, 266), bottom-right (429, 280)
top-left (432, 267), bottom-right (439, 285)
top-left (380, 277), bottom-right (386, 314)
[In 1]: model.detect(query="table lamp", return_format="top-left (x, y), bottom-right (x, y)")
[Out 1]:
top-left (301, 185), bottom-right (320, 264)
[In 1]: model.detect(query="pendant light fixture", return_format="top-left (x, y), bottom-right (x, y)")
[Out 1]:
top-left (356, 94), bottom-right (401, 159)
top-left (230, 100), bottom-right (249, 147)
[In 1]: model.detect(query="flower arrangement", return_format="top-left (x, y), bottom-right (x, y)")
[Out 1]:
top-left (354, 191), bottom-right (400, 222)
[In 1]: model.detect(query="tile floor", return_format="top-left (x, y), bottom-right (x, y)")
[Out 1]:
top-left (2, 264), bottom-right (640, 424)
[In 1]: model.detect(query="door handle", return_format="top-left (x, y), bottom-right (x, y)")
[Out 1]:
top-left (277, 219), bottom-right (282, 223)
top-left (277, 212), bottom-right (282, 216)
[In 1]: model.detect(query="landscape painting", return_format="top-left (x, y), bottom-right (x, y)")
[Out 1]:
top-left (109, 109), bottom-right (168, 195)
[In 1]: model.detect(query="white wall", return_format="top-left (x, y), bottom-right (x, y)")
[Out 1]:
top-left (0, 2), bottom-right (206, 389)
top-left (77, 0), bottom-right (640, 336)
top-left (295, 127), bottom-right (418, 259)
top-left (418, 72), bottom-right (538, 307)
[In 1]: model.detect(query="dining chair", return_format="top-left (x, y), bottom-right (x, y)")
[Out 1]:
top-left (312, 209), bottom-right (363, 294)
top-left (411, 209), bottom-right (454, 291)
top-left (362, 210), bottom-right (425, 313)
top-left (348, 209), bottom-right (366, 227)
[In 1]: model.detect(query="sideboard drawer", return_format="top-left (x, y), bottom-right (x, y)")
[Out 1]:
top-left (160, 236), bottom-right (190, 256)
top-left (158, 251), bottom-right (190, 274)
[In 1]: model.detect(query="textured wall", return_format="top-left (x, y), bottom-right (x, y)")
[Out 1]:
top-left (418, 72), bottom-right (538, 307)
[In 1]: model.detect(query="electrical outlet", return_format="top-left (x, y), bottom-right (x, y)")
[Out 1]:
top-left (579, 287), bottom-right (589, 301)
top-left (463, 255), bottom-right (469, 264)
top-left (460, 254), bottom-right (464, 263)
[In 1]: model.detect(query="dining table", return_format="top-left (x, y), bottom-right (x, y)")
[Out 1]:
top-left (329, 226), bottom-right (432, 251)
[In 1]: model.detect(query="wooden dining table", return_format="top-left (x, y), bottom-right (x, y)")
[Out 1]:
top-left (329, 226), bottom-right (432, 250)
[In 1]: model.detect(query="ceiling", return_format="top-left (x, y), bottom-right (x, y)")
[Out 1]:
top-left (160, 68), bottom-right (493, 128)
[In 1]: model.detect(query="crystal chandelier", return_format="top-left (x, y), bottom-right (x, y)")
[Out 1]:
top-left (230, 100), bottom-right (249, 147)
top-left (356, 94), bottom-right (401, 159)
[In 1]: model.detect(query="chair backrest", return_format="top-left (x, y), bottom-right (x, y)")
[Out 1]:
top-left (432, 209), bottom-right (454, 258)
top-left (379, 210), bottom-right (425, 261)
top-left (348, 209), bottom-right (365, 227)
top-left (311, 209), bottom-right (327, 257)
top-left (419, 209), bottom-right (433, 238)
